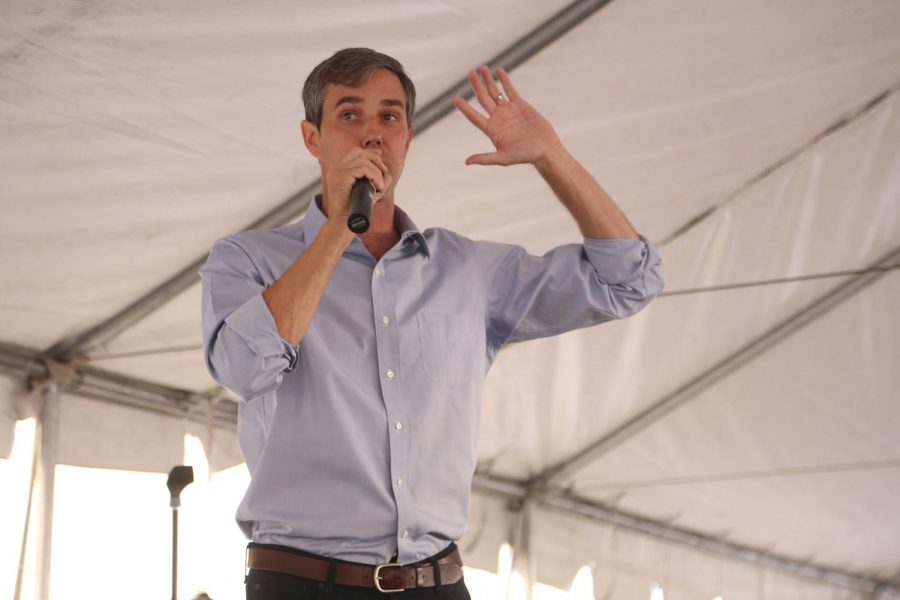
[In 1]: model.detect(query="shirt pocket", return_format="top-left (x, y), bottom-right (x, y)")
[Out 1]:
top-left (416, 311), bottom-right (477, 385)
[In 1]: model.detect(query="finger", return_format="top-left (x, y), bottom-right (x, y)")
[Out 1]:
top-left (465, 152), bottom-right (510, 166)
top-left (372, 178), bottom-right (392, 202)
top-left (348, 153), bottom-right (386, 178)
top-left (452, 95), bottom-right (488, 131)
top-left (495, 68), bottom-right (522, 102)
top-left (468, 70), bottom-right (496, 113)
top-left (479, 65), bottom-right (502, 102)
top-left (378, 172), bottom-right (393, 198)
top-left (354, 163), bottom-right (385, 192)
top-left (358, 149), bottom-right (388, 175)
top-left (367, 167), bottom-right (386, 192)
top-left (344, 149), bottom-right (385, 177)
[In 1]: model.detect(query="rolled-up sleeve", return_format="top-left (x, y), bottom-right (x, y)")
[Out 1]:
top-left (200, 238), bottom-right (299, 401)
top-left (483, 235), bottom-right (664, 350)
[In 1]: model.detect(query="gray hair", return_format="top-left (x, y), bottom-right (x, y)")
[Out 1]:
top-left (302, 48), bottom-right (416, 128)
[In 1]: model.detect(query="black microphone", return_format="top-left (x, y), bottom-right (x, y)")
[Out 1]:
top-left (347, 178), bottom-right (376, 234)
top-left (166, 465), bottom-right (194, 508)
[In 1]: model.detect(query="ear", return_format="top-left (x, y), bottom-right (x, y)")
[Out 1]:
top-left (405, 126), bottom-right (414, 151)
top-left (301, 120), bottom-right (321, 158)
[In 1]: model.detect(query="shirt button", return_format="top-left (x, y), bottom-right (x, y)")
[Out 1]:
top-left (381, 315), bottom-right (390, 325)
top-left (394, 421), bottom-right (403, 431)
top-left (374, 267), bottom-right (382, 276)
top-left (396, 477), bottom-right (403, 486)
top-left (386, 370), bottom-right (395, 379)
top-left (401, 530), bottom-right (409, 539)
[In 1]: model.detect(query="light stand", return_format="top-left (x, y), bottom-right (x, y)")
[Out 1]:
top-left (167, 465), bottom-right (194, 600)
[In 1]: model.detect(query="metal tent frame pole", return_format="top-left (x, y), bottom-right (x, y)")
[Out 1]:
top-left (472, 474), bottom-right (898, 595)
top-left (36, 382), bottom-right (60, 600)
top-left (0, 343), bottom-right (237, 432)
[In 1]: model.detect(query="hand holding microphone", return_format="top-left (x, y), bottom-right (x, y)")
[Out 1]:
top-left (324, 148), bottom-right (388, 235)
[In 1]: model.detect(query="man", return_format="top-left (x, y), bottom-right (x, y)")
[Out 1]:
top-left (201, 48), bottom-right (663, 599)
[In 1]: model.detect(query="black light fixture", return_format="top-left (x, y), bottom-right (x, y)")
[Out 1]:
top-left (167, 465), bottom-right (194, 600)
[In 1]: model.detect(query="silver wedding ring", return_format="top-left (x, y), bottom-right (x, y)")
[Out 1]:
top-left (494, 92), bottom-right (508, 103)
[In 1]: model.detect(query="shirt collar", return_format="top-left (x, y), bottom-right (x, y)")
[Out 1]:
top-left (302, 195), bottom-right (430, 258)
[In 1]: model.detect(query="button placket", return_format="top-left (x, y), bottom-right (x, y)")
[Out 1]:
top-left (371, 259), bottom-right (414, 558)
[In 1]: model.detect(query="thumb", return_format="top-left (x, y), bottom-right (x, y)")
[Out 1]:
top-left (465, 152), bottom-right (507, 166)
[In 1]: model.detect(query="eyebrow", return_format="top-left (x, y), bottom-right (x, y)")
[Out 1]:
top-left (334, 96), bottom-right (406, 110)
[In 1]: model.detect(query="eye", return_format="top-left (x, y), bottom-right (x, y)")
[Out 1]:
top-left (340, 111), bottom-right (357, 120)
top-left (382, 113), bottom-right (400, 122)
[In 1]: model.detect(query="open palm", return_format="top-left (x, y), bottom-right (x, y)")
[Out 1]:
top-left (452, 66), bottom-right (562, 167)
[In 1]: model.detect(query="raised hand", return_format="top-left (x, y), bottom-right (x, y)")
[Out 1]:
top-left (452, 65), bottom-right (563, 167)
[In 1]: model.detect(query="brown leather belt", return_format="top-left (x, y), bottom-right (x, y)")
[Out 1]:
top-left (247, 544), bottom-right (464, 593)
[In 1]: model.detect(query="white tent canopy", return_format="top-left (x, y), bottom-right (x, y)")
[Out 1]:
top-left (1, 0), bottom-right (899, 598)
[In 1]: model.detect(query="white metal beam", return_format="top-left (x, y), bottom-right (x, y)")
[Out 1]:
top-left (36, 383), bottom-right (59, 600)
top-left (0, 343), bottom-right (237, 431)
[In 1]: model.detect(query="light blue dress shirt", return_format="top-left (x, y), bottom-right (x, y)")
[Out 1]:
top-left (200, 198), bottom-right (663, 565)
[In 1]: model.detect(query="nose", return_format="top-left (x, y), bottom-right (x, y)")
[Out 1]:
top-left (363, 132), bottom-right (382, 149)
top-left (362, 117), bottom-right (383, 149)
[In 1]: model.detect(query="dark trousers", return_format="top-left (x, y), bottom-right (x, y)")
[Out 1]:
top-left (245, 542), bottom-right (472, 600)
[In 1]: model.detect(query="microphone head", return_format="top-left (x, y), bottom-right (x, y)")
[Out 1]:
top-left (167, 465), bottom-right (194, 498)
top-left (348, 178), bottom-right (376, 234)
top-left (348, 214), bottom-right (370, 234)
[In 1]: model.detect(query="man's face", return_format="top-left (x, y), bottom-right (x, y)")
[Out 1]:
top-left (303, 68), bottom-right (414, 202)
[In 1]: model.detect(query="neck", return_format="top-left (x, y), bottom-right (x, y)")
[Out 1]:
top-left (359, 196), bottom-right (401, 261)
top-left (319, 192), bottom-right (401, 261)
top-left (363, 196), bottom-right (397, 237)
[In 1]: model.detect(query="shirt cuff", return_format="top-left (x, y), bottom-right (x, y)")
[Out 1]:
top-left (223, 293), bottom-right (300, 372)
top-left (582, 235), bottom-right (659, 285)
